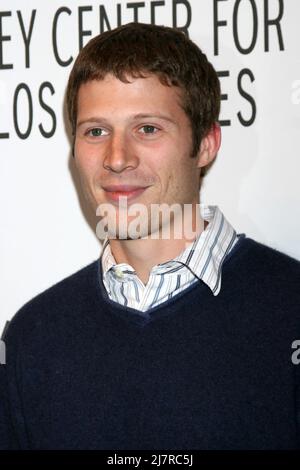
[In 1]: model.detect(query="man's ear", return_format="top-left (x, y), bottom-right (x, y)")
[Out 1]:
top-left (196, 123), bottom-right (221, 169)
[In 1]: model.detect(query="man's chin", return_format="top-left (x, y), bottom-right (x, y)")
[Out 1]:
top-left (109, 228), bottom-right (150, 240)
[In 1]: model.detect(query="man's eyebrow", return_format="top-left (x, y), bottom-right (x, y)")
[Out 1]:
top-left (132, 113), bottom-right (177, 124)
top-left (77, 117), bottom-right (110, 128)
top-left (77, 113), bottom-right (177, 128)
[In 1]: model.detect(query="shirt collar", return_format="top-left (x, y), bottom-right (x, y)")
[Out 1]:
top-left (100, 205), bottom-right (237, 296)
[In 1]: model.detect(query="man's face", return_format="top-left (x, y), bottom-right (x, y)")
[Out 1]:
top-left (74, 73), bottom-right (203, 239)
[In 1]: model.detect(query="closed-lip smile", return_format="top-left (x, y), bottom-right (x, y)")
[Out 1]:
top-left (102, 184), bottom-right (149, 202)
top-left (103, 185), bottom-right (147, 192)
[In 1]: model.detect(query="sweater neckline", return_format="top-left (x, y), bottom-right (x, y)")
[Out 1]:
top-left (95, 233), bottom-right (249, 326)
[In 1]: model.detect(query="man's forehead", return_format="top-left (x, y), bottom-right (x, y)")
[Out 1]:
top-left (76, 74), bottom-right (185, 115)
top-left (77, 72), bottom-right (183, 94)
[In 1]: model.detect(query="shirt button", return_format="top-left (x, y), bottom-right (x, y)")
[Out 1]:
top-left (114, 268), bottom-right (124, 279)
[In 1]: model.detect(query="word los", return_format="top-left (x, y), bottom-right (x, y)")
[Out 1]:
top-left (0, 82), bottom-right (56, 140)
top-left (0, 67), bottom-right (255, 140)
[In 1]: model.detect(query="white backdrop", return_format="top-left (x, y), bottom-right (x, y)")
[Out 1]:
top-left (1, 0), bottom-right (299, 333)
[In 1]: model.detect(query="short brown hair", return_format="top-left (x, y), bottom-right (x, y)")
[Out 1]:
top-left (66, 22), bottom-right (220, 176)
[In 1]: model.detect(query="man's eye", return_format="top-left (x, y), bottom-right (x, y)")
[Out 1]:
top-left (87, 128), bottom-right (106, 137)
top-left (139, 125), bottom-right (159, 134)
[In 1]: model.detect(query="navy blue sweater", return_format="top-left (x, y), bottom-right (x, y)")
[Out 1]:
top-left (1, 236), bottom-right (300, 449)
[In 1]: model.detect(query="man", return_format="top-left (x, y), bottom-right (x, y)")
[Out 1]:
top-left (1, 22), bottom-right (299, 450)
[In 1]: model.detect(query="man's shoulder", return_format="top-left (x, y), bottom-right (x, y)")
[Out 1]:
top-left (229, 235), bottom-right (300, 292)
top-left (3, 259), bottom-right (100, 342)
top-left (237, 236), bottom-right (300, 271)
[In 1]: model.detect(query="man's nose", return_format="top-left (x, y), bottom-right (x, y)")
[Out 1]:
top-left (103, 132), bottom-right (138, 173)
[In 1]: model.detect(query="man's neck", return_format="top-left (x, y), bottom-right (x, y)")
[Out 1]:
top-left (108, 203), bottom-right (207, 285)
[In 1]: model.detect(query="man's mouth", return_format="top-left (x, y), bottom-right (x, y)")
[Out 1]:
top-left (102, 185), bottom-right (148, 202)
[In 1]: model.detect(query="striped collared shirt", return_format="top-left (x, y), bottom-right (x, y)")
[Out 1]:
top-left (100, 205), bottom-right (238, 312)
